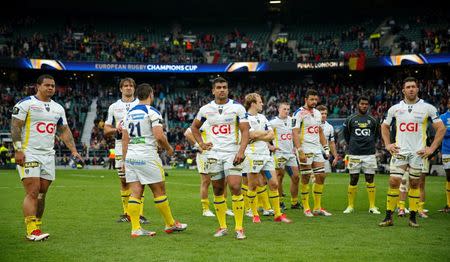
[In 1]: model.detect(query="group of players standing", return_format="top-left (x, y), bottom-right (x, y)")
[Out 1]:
top-left (12, 74), bottom-right (450, 241)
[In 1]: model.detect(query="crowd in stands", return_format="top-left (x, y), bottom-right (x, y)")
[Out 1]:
top-left (2, 15), bottom-right (448, 64)
top-left (389, 16), bottom-right (450, 56)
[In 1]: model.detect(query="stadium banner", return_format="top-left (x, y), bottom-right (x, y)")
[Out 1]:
top-left (0, 58), bottom-right (347, 73)
top-left (376, 53), bottom-right (450, 66)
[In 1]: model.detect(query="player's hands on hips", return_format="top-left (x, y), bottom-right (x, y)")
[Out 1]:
top-left (417, 147), bottom-right (433, 159)
top-left (116, 121), bottom-right (123, 134)
top-left (386, 143), bottom-right (400, 155)
top-left (268, 144), bottom-right (278, 153)
top-left (233, 151), bottom-right (245, 166)
top-left (167, 146), bottom-right (175, 157)
top-left (15, 151), bottom-right (25, 166)
top-left (199, 142), bottom-right (213, 151)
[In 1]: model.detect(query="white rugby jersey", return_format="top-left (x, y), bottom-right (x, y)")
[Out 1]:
top-left (293, 107), bottom-right (322, 152)
top-left (12, 96), bottom-right (67, 155)
top-left (123, 104), bottom-right (162, 157)
top-left (383, 99), bottom-right (441, 153)
top-left (246, 113), bottom-right (271, 155)
top-left (195, 99), bottom-right (248, 153)
top-left (105, 98), bottom-right (139, 147)
top-left (321, 121), bottom-right (335, 146)
top-left (269, 116), bottom-right (294, 154)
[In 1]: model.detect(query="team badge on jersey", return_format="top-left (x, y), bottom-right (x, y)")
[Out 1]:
top-left (12, 106), bottom-right (19, 115)
top-left (45, 104), bottom-right (50, 112)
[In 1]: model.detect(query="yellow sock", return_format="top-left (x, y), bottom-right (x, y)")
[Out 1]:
top-left (214, 195), bottom-right (227, 229)
top-left (291, 197), bottom-right (298, 206)
top-left (25, 216), bottom-right (38, 235)
top-left (387, 188), bottom-right (400, 211)
top-left (241, 184), bottom-right (250, 210)
top-left (398, 200), bottom-right (405, 210)
top-left (269, 190), bottom-right (282, 217)
top-left (447, 182), bottom-right (450, 207)
top-left (313, 183), bottom-right (324, 210)
top-left (418, 201), bottom-right (425, 213)
top-left (128, 197), bottom-right (142, 231)
top-left (140, 192), bottom-right (145, 216)
top-left (257, 186), bottom-right (271, 210)
top-left (154, 195), bottom-right (175, 227)
top-left (246, 190), bottom-right (259, 216)
top-left (347, 185), bottom-right (358, 208)
top-left (231, 194), bottom-right (244, 231)
top-left (408, 188), bottom-right (420, 212)
top-left (35, 217), bottom-right (42, 230)
top-left (201, 198), bottom-right (210, 211)
top-left (366, 182), bottom-right (376, 209)
top-left (121, 189), bottom-right (131, 215)
top-left (301, 184), bottom-right (310, 211)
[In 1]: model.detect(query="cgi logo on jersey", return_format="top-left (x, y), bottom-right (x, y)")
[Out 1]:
top-left (355, 128), bottom-right (371, 136)
top-left (212, 124), bottom-right (231, 135)
top-left (399, 122), bottom-right (418, 132)
top-left (306, 126), bottom-right (319, 134)
top-left (280, 133), bottom-right (292, 140)
top-left (36, 122), bottom-right (56, 134)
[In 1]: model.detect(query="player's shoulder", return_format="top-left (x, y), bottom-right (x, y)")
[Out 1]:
top-left (230, 99), bottom-right (245, 109)
top-left (293, 107), bottom-right (304, 116)
top-left (16, 96), bottom-right (33, 105)
top-left (50, 99), bottom-right (65, 111)
top-left (128, 104), bottom-right (149, 114)
top-left (419, 99), bottom-right (437, 110)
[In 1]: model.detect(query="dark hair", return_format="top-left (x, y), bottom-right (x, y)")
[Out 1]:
top-left (305, 89), bottom-right (318, 98)
top-left (244, 93), bottom-right (260, 110)
top-left (119, 77), bottom-right (136, 88)
top-left (357, 96), bottom-right (370, 103)
top-left (316, 105), bottom-right (328, 111)
top-left (403, 77), bottom-right (418, 86)
top-left (212, 76), bottom-right (228, 87)
top-left (136, 83), bottom-right (154, 100)
top-left (37, 74), bottom-right (54, 85)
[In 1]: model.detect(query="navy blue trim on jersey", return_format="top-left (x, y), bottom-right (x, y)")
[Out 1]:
top-left (200, 117), bottom-right (207, 123)
top-left (149, 106), bottom-right (161, 115)
top-left (57, 117), bottom-right (64, 126)
top-left (128, 104), bottom-right (148, 114)
top-left (17, 96), bottom-right (32, 104)
top-left (293, 108), bottom-right (301, 115)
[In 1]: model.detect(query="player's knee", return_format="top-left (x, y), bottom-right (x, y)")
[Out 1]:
top-left (388, 176), bottom-right (401, 188)
top-left (364, 173), bottom-right (374, 184)
top-left (268, 178), bottom-right (278, 190)
top-left (349, 173), bottom-right (359, 186)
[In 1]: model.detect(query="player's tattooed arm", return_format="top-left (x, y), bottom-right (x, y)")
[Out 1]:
top-left (11, 118), bottom-right (25, 144)
top-left (11, 118), bottom-right (26, 166)
top-left (58, 125), bottom-right (83, 161)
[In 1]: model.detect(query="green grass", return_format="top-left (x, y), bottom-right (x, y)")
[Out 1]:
top-left (0, 169), bottom-right (449, 262)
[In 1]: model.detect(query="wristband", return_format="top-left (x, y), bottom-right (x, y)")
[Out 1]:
top-left (13, 141), bottom-right (22, 151)
top-left (323, 145), bottom-right (330, 155)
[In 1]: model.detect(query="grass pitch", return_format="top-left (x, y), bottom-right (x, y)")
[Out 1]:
top-left (0, 169), bottom-right (449, 262)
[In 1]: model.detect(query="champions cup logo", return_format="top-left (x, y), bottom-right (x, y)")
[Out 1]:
top-left (226, 62), bottom-right (259, 72)
top-left (211, 124), bottom-right (231, 135)
top-left (388, 54), bottom-right (426, 66)
top-left (399, 122), bottom-right (418, 132)
top-left (29, 59), bottom-right (66, 70)
top-left (306, 126), bottom-right (319, 134)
